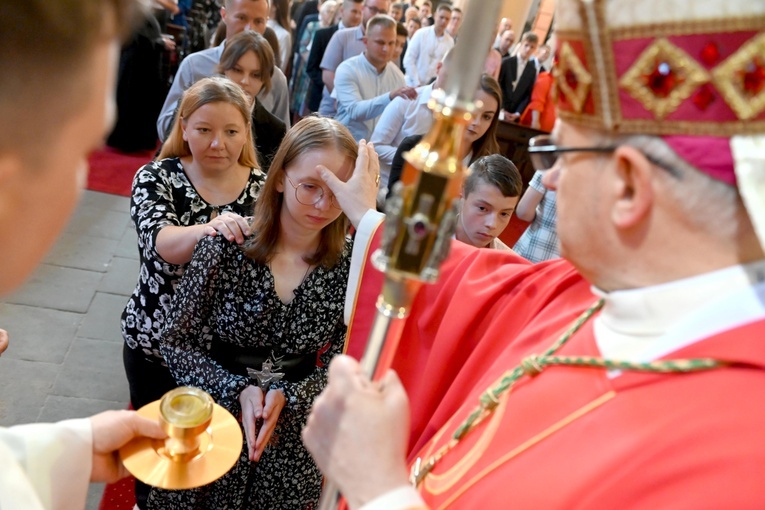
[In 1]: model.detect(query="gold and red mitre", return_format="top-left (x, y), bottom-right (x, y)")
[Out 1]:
top-left (552, 0), bottom-right (765, 245)
top-left (553, 0), bottom-right (765, 138)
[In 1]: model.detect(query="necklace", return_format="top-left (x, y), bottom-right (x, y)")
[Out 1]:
top-left (410, 298), bottom-right (727, 487)
top-left (268, 258), bottom-right (313, 304)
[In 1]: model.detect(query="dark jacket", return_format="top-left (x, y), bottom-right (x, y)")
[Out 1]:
top-left (252, 99), bottom-right (286, 171)
top-left (498, 55), bottom-right (538, 114)
top-left (305, 24), bottom-right (339, 112)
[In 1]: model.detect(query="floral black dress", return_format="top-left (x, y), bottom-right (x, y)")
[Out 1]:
top-left (121, 157), bottom-right (265, 409)
top-left (147, 234), bottom-right (352, 509)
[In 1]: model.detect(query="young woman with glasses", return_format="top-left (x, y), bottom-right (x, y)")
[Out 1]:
top-left (147, 116), bottom-right (379, 509)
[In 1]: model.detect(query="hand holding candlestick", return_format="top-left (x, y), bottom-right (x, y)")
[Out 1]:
top-left (311, 1), bottom-right (504, 508)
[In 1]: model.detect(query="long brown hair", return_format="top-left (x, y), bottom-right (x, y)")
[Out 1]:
top-left (243, 117), bottom-right (358, 267)
top-left (157, 76), bottom-right (259, 169)
top-left (471, 74), bottom-right (502, 162)
top-left (272, 0), bottom-right (291, 30)
top-left (217, 30), bottom-right (275, 95)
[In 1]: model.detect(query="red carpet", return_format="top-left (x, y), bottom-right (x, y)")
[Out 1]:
top-left (99, 477), bottom-right (136, 510)
top-left (86, 146), bottom-right (156, 197)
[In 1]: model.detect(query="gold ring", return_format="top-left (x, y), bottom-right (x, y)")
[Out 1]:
top-left (375, 174), bottom-right (380, 185)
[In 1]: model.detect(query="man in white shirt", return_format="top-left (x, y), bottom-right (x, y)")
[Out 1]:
top-left (445, 7), bottom-right (462, 40)
top-left (370, 49), bottom-right (453, 189)
top-left (303, 0), bottom-right (765, 508)
top-left (0, 2), bottom-right (167, 508)
top-left (156, 0), bottom-right (292, 140)
top-left (318, 0), bottom-right (391, 116)
top-left (334, 15), bottom-right (416, 141)
top-left (402, 3), bottom-right (453, 87)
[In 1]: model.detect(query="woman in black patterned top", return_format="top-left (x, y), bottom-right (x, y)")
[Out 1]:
top-left (147, 117), bottom-right (380, 509)
top-left (120, 78), bottom-right (265, 502)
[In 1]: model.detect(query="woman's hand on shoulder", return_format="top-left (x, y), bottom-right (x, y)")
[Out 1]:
top-left (317, 140), bottom-right (379, 229)
top-left (203, 212), bottom-right (252, 244)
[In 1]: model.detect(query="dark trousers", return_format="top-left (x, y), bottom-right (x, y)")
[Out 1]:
top-left (122, 343), bottom-right (179, 509)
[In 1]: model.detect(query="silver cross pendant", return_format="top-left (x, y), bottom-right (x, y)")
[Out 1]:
top-left (246, 355), bottom-right (285, 392)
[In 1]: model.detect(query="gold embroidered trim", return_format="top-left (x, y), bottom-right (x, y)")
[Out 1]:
top-left (711, 32), bottom-right (765, 121)
top-left (558, 110), bottom-right (765, 135)
top-left (422, 379), bottom-right (510, 495)
top-left (555, 42), bottom-right (593, 113)
top-left (619, 38), bottom-right (711, 119)
top-left (592, 0), bottom-right (622, 129)
top-left (436, 391), bottom-right (617, 510)
top-left (611, 16), bottom-right (765, 41)
top-left (555, 1), bottom-right (765, 134)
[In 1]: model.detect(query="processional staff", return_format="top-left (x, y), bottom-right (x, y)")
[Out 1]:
top-left (316, 0), bottom-right (504, 507)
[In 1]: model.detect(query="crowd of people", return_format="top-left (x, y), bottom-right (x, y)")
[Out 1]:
top-left (6, 0), bottom-right (765, 509)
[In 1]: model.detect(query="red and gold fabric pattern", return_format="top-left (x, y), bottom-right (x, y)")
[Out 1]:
top-left (553, 0), bottom-right (765, 136)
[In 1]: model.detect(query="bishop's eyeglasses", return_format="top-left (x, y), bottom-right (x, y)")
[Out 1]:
top-left (527, 135), bottom-right (616, 172)
top-left (527, 134), bottom-right (681, 176)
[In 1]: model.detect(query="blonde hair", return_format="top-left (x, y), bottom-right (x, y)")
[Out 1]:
top-left (243, 117), bottom-right (358, 267)
top-left (158, 77), bottom-right (259, 169)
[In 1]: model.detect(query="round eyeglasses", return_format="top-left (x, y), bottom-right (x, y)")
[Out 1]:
top-left (285, 175), bottom-right (342, 209)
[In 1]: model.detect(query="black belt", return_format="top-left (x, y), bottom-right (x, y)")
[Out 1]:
top-left (209, 343), bottom-right (317, 383)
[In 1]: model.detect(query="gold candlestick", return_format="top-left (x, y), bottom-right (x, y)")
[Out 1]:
top-left (316, 1), bottom-right (504, 507)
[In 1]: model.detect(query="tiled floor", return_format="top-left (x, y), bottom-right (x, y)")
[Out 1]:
top-left (0, 190), bottom-right (138, 509)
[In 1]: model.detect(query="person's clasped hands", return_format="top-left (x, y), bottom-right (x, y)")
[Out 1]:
top-left (239, 385), bottom-right (287, 462)
top-left (303, 355), bottom-right (411, 509)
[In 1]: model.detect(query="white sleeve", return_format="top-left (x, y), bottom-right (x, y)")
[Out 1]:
top-left (335, 66), bottom-right (393, 122)
top-left (278, 32), bottom-right (291, 73)
top-left (358, 486), bottom-right (427, 510)
top-left (370, 97), bottom-right (408, 169)
top-left (403, 31), bottom-right (422, 87)
top-left (344, 209), bottom-right (386, 325)
top-left (0, 419), bottom-right (93, 510)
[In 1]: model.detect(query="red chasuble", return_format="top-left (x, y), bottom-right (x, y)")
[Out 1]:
top-left (347, 223), bottom-right (765, 508)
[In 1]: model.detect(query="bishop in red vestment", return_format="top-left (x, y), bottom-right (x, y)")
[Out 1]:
top-left (304, 0), bottom-right (765, 508)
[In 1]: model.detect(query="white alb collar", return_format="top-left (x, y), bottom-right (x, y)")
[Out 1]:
top-left (593, 260), bottom-right (765, 366)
